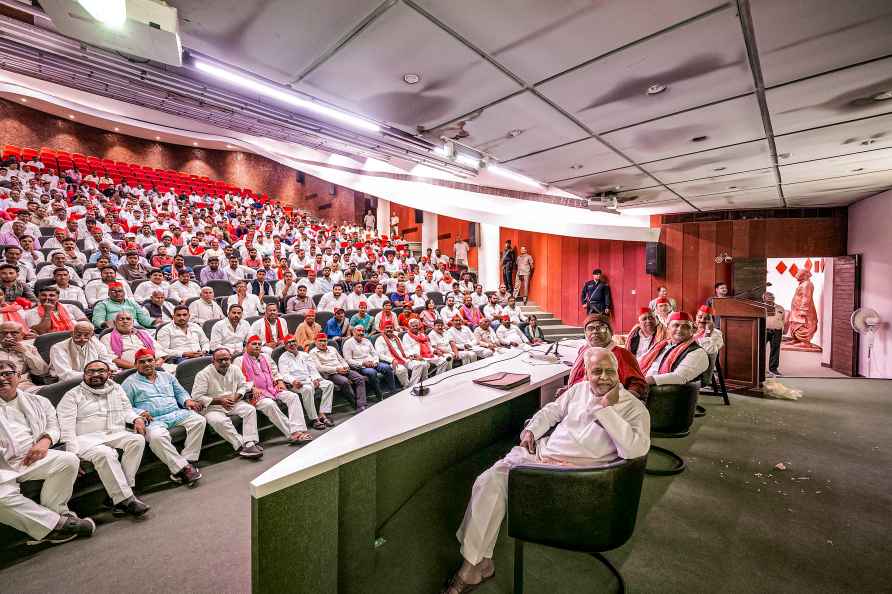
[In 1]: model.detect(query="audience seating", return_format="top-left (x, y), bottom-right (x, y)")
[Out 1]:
top-left (34, 331), bottom-right (70, 364)
top-left (644, 383), bottom-right (699, 476)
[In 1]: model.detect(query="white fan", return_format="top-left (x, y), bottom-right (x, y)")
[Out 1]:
top-left (851, 307), bottom-right (882, 377)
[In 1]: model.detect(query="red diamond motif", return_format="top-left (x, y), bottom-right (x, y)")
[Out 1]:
top-left (789, 263), bottom-right (799, 278)
top-left (804, 258), bottom-right (813, 271)
top-left (775, 261), bottom-right (787, 274)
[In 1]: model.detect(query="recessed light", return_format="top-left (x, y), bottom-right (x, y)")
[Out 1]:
top-left (778, 152), bottom-right (791, 159)
top-left (68, 115), bottom-right (75, 119)
top-left (226, 144), bottom-right (233, 149)
top-left (691, 135), bottom-right (708, 142)
top-left (646, 84), bottom-right (667, 95)
top-left (19, 97), bottom-right (26, 102)
top-left (402, 73), bottom-right (421, 85)
top-left (114, 127), bottom-right (119, 131)
top-left (852, 167), bottom-right (864, 172)
top-left (193, 142), bottom-right (198, 146)
top-left (872, 90), bottom-right (892, 101)
top-left (155, 136), bottom-right (161, 140)
top-left (508, 129), bottom-right (523, 138)
top-left (570, 164), bottom-right (583, 170)
top-left (713, 166), bottom-right (727, 171)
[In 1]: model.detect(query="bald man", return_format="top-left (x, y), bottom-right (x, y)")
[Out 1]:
top-left (444, 347), bottom-right (651, 592)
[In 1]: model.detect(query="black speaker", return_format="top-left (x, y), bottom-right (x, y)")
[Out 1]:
top-left (297, 171), bottom-right (305, 184)
top-left (414, 209), bottom-right (424, 224)
top-left (645, 242), bottom-right (665, 276)
top-left (467, 222), bottom-right (478, 247)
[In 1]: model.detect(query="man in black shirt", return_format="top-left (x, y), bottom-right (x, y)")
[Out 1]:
top-left (501, 240), bottom-right (516, 293)
top-left (580, 268), bottom-right (611, 315)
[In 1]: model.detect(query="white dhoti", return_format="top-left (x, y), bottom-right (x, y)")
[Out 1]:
top-left (0, 450), bottom-right (80, 539)
top-left (202, 400), bottom-right (258, 450)
top-left (146, 413), bottom-right (207, 474)
top-left (79, 433), bottom-right (146, 504)
top-left (456, 350), bottom-right (477, 365)
top-left (293, 380), bottom-right (335, 419)
top-left (456, 445), bottom-right (544, 565)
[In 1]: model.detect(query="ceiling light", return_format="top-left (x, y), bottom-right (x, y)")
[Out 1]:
top-left (455, 153), bottom-right (480, 168)
top-left (193, 142), bottom-right (198, 146)
top-left (487, 164), bottom-right (544, 188)
top-left (226, 144), bottom-right (234, 149)
top-left (19, 97), bottom-right (26, 103)
top-left (872, 90), bottom-right (892, 101)
top-left (402, 73), bottom-right (421, 85)
top-left (646, 84), bottom-right (667, 95)
top-left (713, 166), bottom-right (726, 171)
top-left (508, 129), bottom-right (523, 138)
top-left (68, 115), bottom-right (75, 119)
top-left (78, 0), bottom-right (126, 28)
top-left (570, 164), bottom-right (583, 170)
top-left (114, 127), bottom-right (119, 132)
top-left (195, 60), bottom-right (380, 133)
top-left (691, 135), bottom-right (708, 143)
top-left (155, 136), bottom-right (161, 140)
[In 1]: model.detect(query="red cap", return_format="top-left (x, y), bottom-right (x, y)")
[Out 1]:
top-left (358, 301), bottom-right (367, 307)
top-left (107, 282), bottom-right (123, 289)
top-left (306, 309), bottom-right (316, 316)
top-left (638, 307), bottom-right (651, 315)
top-left (380, 321), bottom-right (393, 329)
top-left (134, 348), bottom-right (155, 361)
top-left (501, 314), bottom-right (510, 321)
top-left (283, 334), bottom-right (295, 342)
top-left (315, 332), bottom-right (327, 340)
top-left (54, 227), bottom-right (66, 233)
top-left (655, 297), bottom-right (670, 305)
top-left (698, 305), bottom-right (712, 314)
top-left (668, 312), bottom-right (692, 322)
top-left (246, 335), bottom-right (262, 344)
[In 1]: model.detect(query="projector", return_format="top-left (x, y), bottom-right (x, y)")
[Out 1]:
top-left (40, 0), bottom-right (183, 66)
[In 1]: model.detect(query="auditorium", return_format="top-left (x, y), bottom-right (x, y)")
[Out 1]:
top-left (0, 1), bottom-right (890, 593)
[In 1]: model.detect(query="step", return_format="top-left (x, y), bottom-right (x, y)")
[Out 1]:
top-left (535, 317), bottom-right (562, 326)
top-left (541, 325), bottom-right (585, 337)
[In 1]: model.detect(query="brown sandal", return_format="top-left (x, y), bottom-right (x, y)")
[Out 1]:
top-left (441, 570), bottom-right (494, 594)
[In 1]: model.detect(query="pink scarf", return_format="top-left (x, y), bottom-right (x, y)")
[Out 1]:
top-left (109, 328), bottom-right (154, 357)
top-left (461, 304), bottom-right (481, 326)
top-left (241, 354), bottom-right (277, 400)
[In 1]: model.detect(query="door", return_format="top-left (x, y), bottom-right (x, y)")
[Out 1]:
top-left (830, 255), bottom-right (861, 376)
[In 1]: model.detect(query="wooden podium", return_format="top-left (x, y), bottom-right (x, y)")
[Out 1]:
top-left (713, 297), bottom-right (767, 393)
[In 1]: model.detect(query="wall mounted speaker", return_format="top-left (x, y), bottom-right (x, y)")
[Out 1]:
top-left (297, 171), bottom-right (305, 184)
top-left (414, 209), bottom-right (424, 224)
top-left (467, 222), bottom-right (479, 247)
top-left (645, 242), bottom-right (665, 276)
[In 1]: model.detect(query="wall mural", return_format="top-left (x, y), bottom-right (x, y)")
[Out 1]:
top-left (766, 258), bottom-right (826, 352)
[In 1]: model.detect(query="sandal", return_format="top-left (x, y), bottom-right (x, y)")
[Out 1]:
top-left (312, 419), bottom-right (326, 430)
top-left (441, 570), bottom-right (494, 594)
top-left (288, 432), bottom-right (314, 444)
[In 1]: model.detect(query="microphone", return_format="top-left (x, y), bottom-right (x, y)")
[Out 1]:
top-left (411, 365), bottom-right (430, 396)
top-left (529, 338), bottom-right (562, 363)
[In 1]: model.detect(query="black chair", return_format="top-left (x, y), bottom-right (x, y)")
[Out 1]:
top-left (645, 383), bottom-right (699, 476)
top-left (113, 368), bottom-right (138, 384)
top-left (34, 331), bottom-right (71, 364)
top-left (262, 295), bottom-right (279, 307)
top-left (283, 313), bottom-right (305, 333)
top-left (207, 279), bottom-right (234, 298)
top-left (312, 293), bottom-right (324, 306)
top-left (202, 318), bottom-right (219, 339)
top-left (271, 345), bottom-right (287, 365)
top-left (508, 456), bottom-right (647, 594)
top-left (426, 291), bottom-right (444, 306)
top-left (175, 356), bottom-right (212, 393)
top-left (183, 255), bottom-right (203, 268)
top-left (37, 378), bottom-right (81, 407)
top-left (315, 311), bottom-right (334, 327)
top-left (700, 354), bottom-right (730, 407)
top-left (34, 277), bottom-right (56, 294)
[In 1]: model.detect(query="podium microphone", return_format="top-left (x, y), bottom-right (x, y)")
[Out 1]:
top-left (412, 369), bottom-right (430, 397)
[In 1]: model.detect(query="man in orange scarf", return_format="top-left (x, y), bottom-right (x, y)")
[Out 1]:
top-left (638, 312), bottom-right (709, 386)
top-left (23, 286), bottom-right (87, 335)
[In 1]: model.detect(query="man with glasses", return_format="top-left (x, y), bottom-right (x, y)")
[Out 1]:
top-left (0, 321), bottom-right (49, 391)
top-left (0, 360), bottom-right (95, 545)
top-left (566, 314), bottom-right (648, 401)
top-left (639, 312), bottom-right (710, 386)
top-left (121, 349), bottom-right (205, 487)
top-left (626, 308), bottom-right (668, 360)
top-left (56, 360), bottom-right (150, 517)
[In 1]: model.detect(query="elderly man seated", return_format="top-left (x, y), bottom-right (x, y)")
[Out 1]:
top-left (495, 315), bottom-right (529, 348)
top-left (92, 281), bottom-right (156, 329)
top-left (233, 336), bottom-right (314, 443)
top-left (626, 308), bottom-right (668, 359)
top-left (343, 325), bottom-right (398, 400)
top-left (639, 312), bottom-right (710, 386)
top-left (276, 335), bottom-right (336, 430)
top-left (0, 361), bottom-right (96, 544)
top-left (100, 311), bottom-right (171, 371)
top-left (191, 348), bottom-right (264, 459)
top-left (188, 287), bottom-right (224, 325)
top-left (402, 317), bottom-right (451, 376)
top-left (56, 360), bottom-right (150, 517)
top-left (374, 321), bottom-right (427, 389)
top-left (308, 333), bottom-right (368, 412)
top-left (566, 314), bottom-right (648, 401)
top-left (0, 322), bottom-right (50, 391)
top-left (443, 347), bottom-right (651, 593)
top-left (50, 321), bottom-right (118, 381)
top-left (694, 305), bottom-right (724, 356)
top-left (121, 350), bottom-right (204, 487)
top-left (85, 267), bottom-right (134, 306)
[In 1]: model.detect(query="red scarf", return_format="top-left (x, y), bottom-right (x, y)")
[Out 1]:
top-left (38, 303), bottom-right (74, 332)
top-left (382, 333), bottom-right (407, 365)
top-left (264, 317), bottom-right (285, 343)
top-left (638, 338), bottom-right (696, 374)
top-left (407, 330), bottom-right (433, 358)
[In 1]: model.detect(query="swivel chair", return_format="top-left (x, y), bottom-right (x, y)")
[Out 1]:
top-left (645, 383), bottom-right (699, 476)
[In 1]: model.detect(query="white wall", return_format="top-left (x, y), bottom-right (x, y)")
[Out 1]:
top-left (848, 190), bottom-right (892, 378)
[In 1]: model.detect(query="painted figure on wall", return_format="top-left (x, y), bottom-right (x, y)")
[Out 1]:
top-left (787, 269), bottom-right (820, 351)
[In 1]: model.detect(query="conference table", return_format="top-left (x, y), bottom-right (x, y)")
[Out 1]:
top-left (250, 340), bottom-right (583, 594)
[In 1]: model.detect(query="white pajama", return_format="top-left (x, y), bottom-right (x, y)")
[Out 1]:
top-left (392, 359), bottom-right (428, 387)
top-left (79, 433), bottom-right (145, 504)
top-left (0, 450), bottom-right (80, 539)
top-left (203, 401), bottom-right (258, 450)
top-left (293, 381), bottom-right (334, 419)
top-left (254, 397), bottom-right (295, 437)
top-left (145, 413), bottom-right (207, 474)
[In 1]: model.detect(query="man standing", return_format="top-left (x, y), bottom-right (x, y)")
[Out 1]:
top-left (121, 350), bottom-right (204, 487)
top-left (50, 321), bottom-right (118, 381)
top-left (639, 312), bottom-right (710, 386)
top-left (308, 333), bottom-right (368, 412)
top-left (191, 348), bottom-right (264, 459)
top-left (453, 237), bottom-right (470, 269)
top-left (763, 292), bottom-right (785, 376)
top-left (275, 335), bottom-right (336, 430)
top-left (364, 210), bottom-right (376, 231)
top-left (443, 348), bottom-right (650, 593)
top-left (0, 361), bottom-right (95, 544)
top-left (56, 360), bottom-right (150, 517)
top-left (514, 246), bottom-right (534, 304)
top-left (580, 268), bottom-right (611, 315)
top-left (500, 240), bottom-right (516, 294)
top-left (706, 282), bottom-right (729, 330)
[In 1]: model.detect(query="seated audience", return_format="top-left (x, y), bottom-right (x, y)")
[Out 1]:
top-left (473, 318), bottom-right (504, 354)
top-left (523, 314), bottom-right (546, 345)
top-left (143, 290), bottom-right (174, 325)
top-left (168, 269), bottom-right (201, 303)
top-left (349, 302), bottom-right (373, 334)
top-left (22, 286), bottom-right (87, 334)
top-left (50, 321), bottom-right (118, 381)
top-left (295, 309), bottom-right (322, 350)
top-left (375, 322), bottom-right (427, 388)
top-left (277, 335), bottom-right (336, 429)
top-left (342, 325), bottom-right (397, 400)
top-left (249, 303), bottom-right (286, 353)
top-left (249, 269), bottom-right (273, 298)
top-left (189, 287), bottom-right (225, 324)
top-left (495, 315), bottom-right (528, 348)
top-left (324, 308), bottom-right (350, 346)
top-left (286, 284), bottom-right (313, 314)
top-left (626, 308), bottom-right (668, 359)
top-left (156, 305), bottom-right (210, 363)
top-left (210, 304), bottom-right (251, 355)
top-left (447, 316), bottom-right (492, 360)
top-left (100, 311), bottom-right (169, 370)
top-left (402, 317), bottom-right (451, 376)
top-left (308, 333), bottom-right (368, 412)
top-left (92, 281), bottom-right (155, 329)
top-left (227, 280), bottom-right (263, 318)
top-left (0, 321), bottom-right (49, 390)
top-left (567, 314), bottom-right (648, 401)
top-left (694, 305), bottom-right (724, 356)
top-left (52, 267), bottom-right (88, 310)
top-left (648, 286), bottom-right (677, 312)
top-left (639, 312), bottom-right (710, 386)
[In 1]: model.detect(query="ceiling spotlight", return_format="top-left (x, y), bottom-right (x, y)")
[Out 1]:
top-left (78, 0), bottom-right (126, 28)
top-left (114, 127), bottom-right (119, 132)
top-left (226, 144), bottom-right (234, 149)
top-left (872, 90), bottom-right (892, 101)
top-left (402, 73), bottom-right (421, 85)
top-left (570, 164), bottom-right (584, 170)
top-left (508, 129), bottom-right (523, 138)
top-left (155, 136), bottom-right (161, 140)
top-left (713, 166), bottom-right (726, 171)
top-left (646, 84), bottom-right (667, 95)
top-left (455, 153), bottom-right (480, 168)
top-left (19, 97), bottom-right (26, 103)
top-left (68, 115), bottom-right (75, 119)
top-left (691, 135), bottom-right (708, 142)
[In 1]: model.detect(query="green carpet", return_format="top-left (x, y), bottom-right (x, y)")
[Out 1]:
top-left (1, 378), bottom-right (890, 593)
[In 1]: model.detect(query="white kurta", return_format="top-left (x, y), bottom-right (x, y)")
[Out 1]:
top-left (156, 322), bottom-right (209, 357)
top-left (496, 324), bottom-right (529, 347)
top-left (209, 319), bottom-right (252, 353)
top-left (189, 299), bottom-right (225, 324)
top-left (49, 337), bottom-right (118, 381)
top-left (101, 332), bottom-right (169, 365)
top-left (645, 343), bottom-right (710, 385)
top-left (342, 338), bottom-right (379, 368)
top-left (374, 336), bottom-right (426, 387)
top-left (696, 329), bottom-right (724, 356)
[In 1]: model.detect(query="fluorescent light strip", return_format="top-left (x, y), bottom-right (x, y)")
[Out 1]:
top-left (78, 0), bottom-right (126, 27)
top-left (487, 164), bottom-right (544, 188)
top-left (194, 61), bottom-right (380, 133)
top-left (455, 153), bottom-right (480, 168)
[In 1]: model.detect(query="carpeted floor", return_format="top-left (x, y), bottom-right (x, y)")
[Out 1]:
top-left (772, 349), bottom-right (845, 378)
top-left (1, 378), bottom-right (890, 593)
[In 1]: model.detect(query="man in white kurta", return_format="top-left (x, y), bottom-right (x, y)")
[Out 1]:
top-left (155, 306), bottom-right (210, 362)
top-left (188, 287), bottom-right (224, 325)
top-left (694, 306), bottom-right (724, 357)
top-left (0, 363), bottom-right (95, 544)
top-left (641, 313), bottom-right (710, 386)
top-left (429, 319), bottom-right (472, 365)
top-left (50, 322), bottom-right (119, 381)
top-left (374, 323), bottom-right (427, 388)
top-left (402, 318), bottom-right (451, 376)
top-left (276, 336), bottom-right (335, 429)
top-left (445, 348), bottom-right (651, 592)
top-left (56, 360), bottom-right (150, 516)
top-left (495, 316), bottom-right (529, 348)
top-left (447, 317), bottom-right (493, 359)
top-left (190, 348), bottom-right (263, 458)
top-left (209, 304), bottom-right (252, 355)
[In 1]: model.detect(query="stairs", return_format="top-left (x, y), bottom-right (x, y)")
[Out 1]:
top-left (521, 301), bottom-right (584, 340)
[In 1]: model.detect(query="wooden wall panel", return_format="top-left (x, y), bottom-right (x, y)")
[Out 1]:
top-left (438, 215), bottom-right (478, 268)
top-left (682, 223), bottom-right (701, 314)
top-left (663, 225), bottom-right (684, 308)
top-left (698, 222), bottom-right (717, 311)
top-left (389, 203), bottom-right (419, 241)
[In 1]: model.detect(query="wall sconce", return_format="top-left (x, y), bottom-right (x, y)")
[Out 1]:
top-left (714, 251), bottom-right (732, 264)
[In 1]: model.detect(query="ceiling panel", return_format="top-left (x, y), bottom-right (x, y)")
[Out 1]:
top-left (506, 137), bottom-right (631, 181)
top-left (538, 7), bottom-right (751, 133)
top-left (774, 112), bottom-right (892, 163)
top-left (750, 0), bottom-right (892, 87)
top-left (616, 186), bottom-right (679, 205)
top-left (639, 139), bottom-right (772, 183)
top-left (779, 148), bottom-right (892, 184)
top-left (783, 170), bottom-right (892, 199)
top-left (411, 0), bottom-right (724, 83)
top-left (552, 166), bottom-right (660, 196)
top-left (620, 200), bottom-right (697, 215)
top-left (172, 0), bottom-right (382, 84)
top-left (668, 168), bottom-right (776, 197)
top-left (785, 189), bottom-right (883, 207)
top-left (426, 92), bottom-right (586, 161)
top-left (601, 94), bottom-right (765, 162)
top-left (298, 3), bottom-right (521, 129)
top-left (766, 56), bottom-right (892, 135)
top-left (688, 187), bottom-right (783, 210)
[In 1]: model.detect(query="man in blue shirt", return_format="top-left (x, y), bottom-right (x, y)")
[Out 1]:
top-left (121, 348), bottom-right (205, 487)
top-left (325, 307), bottom-right (350, 348)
